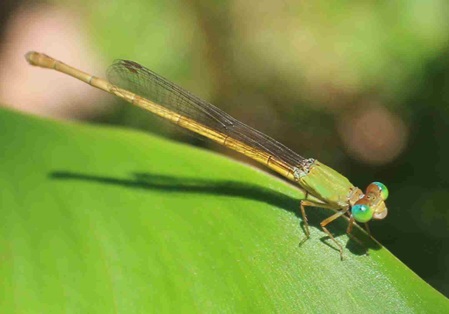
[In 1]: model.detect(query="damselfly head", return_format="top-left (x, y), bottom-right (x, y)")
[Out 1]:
top-left (352, 182), bottom-right (389, 222)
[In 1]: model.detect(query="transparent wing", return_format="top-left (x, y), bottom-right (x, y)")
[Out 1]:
top-left (107, 60), bottom-right (306, 167)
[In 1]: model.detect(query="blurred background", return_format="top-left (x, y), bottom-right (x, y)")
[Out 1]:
top-left (1, 0), bottom-right (448, 297)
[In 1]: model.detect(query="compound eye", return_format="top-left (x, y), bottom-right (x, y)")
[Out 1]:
top-left (367, 182), bottom-right (389, 201)
top-left (352, 204), bottom-right (374, 223)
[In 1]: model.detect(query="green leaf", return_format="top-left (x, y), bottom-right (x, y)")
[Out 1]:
top-left (1, 107), bottom-right (448, 313)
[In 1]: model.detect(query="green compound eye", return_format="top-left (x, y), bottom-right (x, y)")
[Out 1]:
top-left (352, 204), bottom-right (374, 223)
top-left (373, 182), bottom-right (389, 201)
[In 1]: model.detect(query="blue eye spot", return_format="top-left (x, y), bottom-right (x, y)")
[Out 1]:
top-left (352, 204), bottom-right (374, 223)
top-left (373, 182), bottom-right (389, 201)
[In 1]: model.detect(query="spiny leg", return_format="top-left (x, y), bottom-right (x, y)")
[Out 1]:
top-left (346, 216), bottom-right (354, 234)
top-left (299, 200), bottom-right (338, 241)
top-left (320, 208), bottom-right (349, 260)
top-left (299, 200), bottom-right (311, 238)
top-left (346, 216), bottom-right (371, 237)
top-left (348, 216), bottom-right (371, 241)
top-left (364, 223), bottom-right (371, 236)
top-left (346, 216), bottom-right (364, 247)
